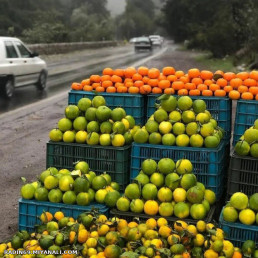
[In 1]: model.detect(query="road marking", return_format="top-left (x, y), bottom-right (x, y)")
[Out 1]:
top-left (0, 46), bottom-right (168, 120)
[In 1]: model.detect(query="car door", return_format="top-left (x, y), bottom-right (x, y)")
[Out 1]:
top-left (13, 40), bottom-right (40, 86)
top-left (3, 40), bottom-right (24, 87)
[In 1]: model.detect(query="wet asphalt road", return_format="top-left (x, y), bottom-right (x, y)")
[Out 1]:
top-left (0, 44), bottom-right (164, 114)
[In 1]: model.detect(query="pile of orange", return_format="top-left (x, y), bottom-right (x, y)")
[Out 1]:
top-left (71, 66), bottom-right (258, 100)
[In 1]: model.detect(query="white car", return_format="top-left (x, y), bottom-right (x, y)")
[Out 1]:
top-left (0, 37), bottom-right (47, 98)
top-left (149, 35), bottom-right (163, 47)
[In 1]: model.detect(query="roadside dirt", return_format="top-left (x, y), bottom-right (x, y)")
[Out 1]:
top-left (0, 44), bottom-right (219, 241)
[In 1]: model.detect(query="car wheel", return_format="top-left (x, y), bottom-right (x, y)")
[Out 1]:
top-left (36, 70), bottom-right (47, 90)
top-left (1, 78), bottom-right (15, 98)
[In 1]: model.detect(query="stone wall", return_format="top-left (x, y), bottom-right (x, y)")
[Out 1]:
top-left (27, 41), bottom-right (123, 55)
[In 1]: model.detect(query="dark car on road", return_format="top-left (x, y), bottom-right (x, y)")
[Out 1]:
top-left (134, 37), bottom-right (152, 53)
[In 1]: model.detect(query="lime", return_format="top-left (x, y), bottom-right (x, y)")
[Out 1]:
top-left (180, 173), bottom-right (197, 190)
top-left (96, 106), bottom-right (111, 122)
top-left (142, 183), bottom-right (158, 200)
top-left (125, 115), bottom-right (136, 129)
top-left (223, 206), bottom-right (238, 222)
top-left (244, 128), bottom-right (258, 144)
top-left (58, 118), bottom-right (72, 132)
top-left (160, 95), bottom-right (177, 112)
top-left (177, 96), bottom-right (193, 111)
top-left (174, 202), bottom-right (190, 219)
top-left (169, 110), bottom-right (181, 123)
top-left (34, 187), bottom-right (49, 201)
top-left (87, 121), bottom-right (100, 133)
top-left (154, 108), bottom-right (168, 123)
top-left (76, 192), bottom-right (90, 206)
top-left (77, 98), bottom-right (91, 112)
top-left (182, 110), bottom-right (196, 124)
top-left (172, 122), bottom-right (185, 135)
top-left (116, 197), bottom-right (130, 211)
top-left (48, 189), bottom-right (63, 203)
top-left (111, 108), bottom-right (126, 121)
top-left (86, 132), bottom-right (99, 145)
top-left (186, 122), bottom-right (199, 136)
top-left (196, 113), bottom-right (210, 124)
top-left (190, 134), bottom-right (204, 147)
top-left (150, 172), bottom-right (164, 187)
top-left (62, 191), bottom-right (77, 204)
top-left (44, 175), bottom-right (59, 190)
top-left (204, 136), bottom-right (220, 148)
top-left (124, 131), bottom-right (133, 145)
top-left (159, 202), bottom-right (174, 217)
top-left (235, 140), bottom-right (250, 156)
top-left (85, 107), bottom-right (97, 121)
top-left (249, 193), bottom-right (258, 212)
top-left (21, 184), bottom-right (35, 199)
top-left (130, 199), bottom-right (144, 213)
top-left (74, 177), bottom-right (90, 194)
top-left (133, 129), bottom-right (149, 143)
top-left (75, 161), bottom-right (89, 174)
top-left (162, 133), bottom-right (176, 146)
top-left (112, 121), bottom-right (126, 134)
top-left (142, 159), bottom-right (157, 175)
top-left (230, 192), bottom-right (248, 210)
top-left (176, 134), bottom-right (190, 146)
top-left (100, 121), bottom-right (113, 134)
top-left (157, 187), bottom-right (173, 202)
top-left (105, 191), bottom-right (120, 208)
top-left (65, 105), bottom-right (79, 120)
top-left (165, 173), bottom-right (180, 190)
top-left (250, 143), bottom-right (258, 158)
top-left (193, 99), bottom-right (206, 114)
top-left (158, 158), bottom-right (176, 174)
top-left (92, 96), bottom-right (106, 108)
top-left (49, 129), bottom-right (63, 142)
top-left (92, 175), bottom-right (107, 190)
top-left (125, 183), bottom-right (141, 200)
top-left (73, 116), bottom-right (87, 131)
top-left (149, 132), bottom-right (162, 144)
top-left (176, 159), bottom-right (193, 174)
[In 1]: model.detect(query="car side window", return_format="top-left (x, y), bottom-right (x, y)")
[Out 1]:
top-left (4, 41), bottom-right (18, 58)
top-left (15, 41), bottom-right (31, 58)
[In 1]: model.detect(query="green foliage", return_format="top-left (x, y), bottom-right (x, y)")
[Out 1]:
top-left (162, 0), bottom-right (258, 61)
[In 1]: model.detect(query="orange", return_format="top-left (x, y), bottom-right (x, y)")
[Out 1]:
top-left (163, 66), bottom-right (175, 76)
top-left (167, 74), bottom-right (177, 82)
top-left (117, 86), bottom-right (127, 93)
top-left (244, 78), bottom-right (257, 87)
top-left (113, 68), bottom-right (124, 77)
top-left (189, 89), bottom-right (200, 95)
top-left (238, 85), bottom-right (248, 93)
top-left (128, 86), bottom-right (140, 94)
top-left (140, 85), bottom-right (152, 94)
top-left (214, 89), bottom-right (226, 97)
top-left (134, 80), bottom-right (144, 88)
top-left (202, 89), bottom-right (213, 96)
top-left (209, 83), bottom-right (220, 91)
top-left (236, 71), bottom-right (249, 80)
top-left (101, 75), bottom-right (112, 82)
top-left (172, 81), bottom-right (184, 90)
top-left (224, 85), bottom-right (233, 93)
top-left (124, 67), bottom-right (136, 78)
top-left (83, 85), bottom-right (93, 91)
top-left (241, 92), bottom-right (254, 100)
top-left (125, 81), bottom-right (133, 88)
top-left (249, 86), bottom-right (258, 95)
top-left (92, 82), bottom-right (101, 89)
top-left (132, 73), bottom-right (143, 81)
top-left (204, 79), bottom-right (213, 86)
top-left (142, 76), bottom-right (150, 84)
top-left (229, 90), bottom-right (240, 100)
top-left (223, 72), bottom-right (236, 81)
top-left (159, 73), bottom-right (167, 81)
top-left (102, 80), bottom-right (113, 88)
top-left (185, 82), bottom-right (196, 90)
top-left (96, 86), bottom-right (105, 92)
top-left (102, 67), bottom-right (113, 76)
top-left (197, 84), bottom-right (208, 91)
top-left (81, 79), bottom-right (91, 86)
top-left (138, 66), bottom-right (149, 76)
top-left (217, 78), bottom-right (228, 88)
top-left (164, 88), bottom-right (175, 94)
top-left (249, 70), bottom-right (258, 81)
top-left (178, 89), bottom-right (188, 95)
top-left (214, 70), bottom-right (224, 76)
top-left (148, 68), bottom-right (160, 79)
top-left (175, 70), bottom-right (185, 78)
top-left (230, 78), bottom-right (242, 89)
top-left (188, 68), bottom-right (200, 78)
top-left (148, 79), bottom-right (159, 87)
top-left (152, 87), bottom-right (162, 94)
top-left (158, 80), bottom-right (170, 89)
top-left (256, 94), bottom-right (258, 100)
top-left (106, 86), bottom-right (116, 93)
top-left (200, 70), bottom-right (213, 80)
top-left (180, 75), bottom-right (190, 84)
top-left (90, 75), bottom-right (101, 83)
top-left (111, 75), bottom-right (122, 83)
top-left (115, 82), bottom-right (124, 88)
top-left (71, 82), bottom-right (82, 90)
top-left (192, 77), bottom-right (203, 86)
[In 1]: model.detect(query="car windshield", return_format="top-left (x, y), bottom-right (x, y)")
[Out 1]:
top-left (136, 37), bottom-right (150, 42)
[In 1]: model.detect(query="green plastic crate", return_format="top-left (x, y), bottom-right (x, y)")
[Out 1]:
top-left (46, 141), bottom-right (131, 191)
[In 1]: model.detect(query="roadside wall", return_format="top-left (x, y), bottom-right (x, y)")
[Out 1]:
top-left (27, 41), bottom-right (124, 55)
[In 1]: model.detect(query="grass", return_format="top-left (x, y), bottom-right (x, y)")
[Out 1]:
top-left (194, 52), bottom-right (237, 72)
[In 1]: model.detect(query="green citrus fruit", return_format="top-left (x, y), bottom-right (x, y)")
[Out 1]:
top-left (105, 191), bottom-right (120, 208)
top-left (73, 116), bottom-right (87, 131)
top-left (250, 143), bottom-right (258, 158)
top-left (180, 174), bottom-right (197, 190)
top-left (135, 172), bottom-right (150, 185)
top-left (190, 134), bottom-right (204, 147)
top-left (99, 134), bottom-right (111, 146)
top-left (230, 192), bottom-right (249, 210)
top-left (150, 172), bottom-right (164, 187)
top-left (125, 183), bottom-right (141, 200)
top-left (63, 130), bottom-right (75, 143)
top-left (190, 204), bottom-right (207, 219)
top-left (96, 106), bottom-right (111, 122)
top-left (116, 197), bottom-right (130, 211)
top-left (141, 159), bottom-right (157, 175)
top-left (74, 177), bottom-right (90, 194)
top-left (158, 158), bottom-right (176, 174)
top-left (174, 202), bottom-right (190, 218)
top-left (157, 187), bottom-right (173, 202)
top-left (160, 95), bottom-right (177, 112)
top-left (162, 133), bottom-right (176, 145)
top-left (125, 115), bottom-right (135, 129)
top-left (159, 202), bottom-right (174, 217)
top-left (249, 193), bottom-right (258, 212)
top-left (149, 132), bottom-right (162, 144)
top-left (186, 186), bottom-right (204, 203)
top-left (193, 99), bottom-right (206, 114)
top-left (76, 192), bottom-right (90, 206)
top-left (235, 140), bottom-right (250, 156)
top-left (86, 132), bottom-right (99, 145)
top-left (159, 121), bottom-right (173, 134)
top-left (176, 134), bottom-right (190, 147)
top-left (169, 110), bottom-right (181, 123)
top-left (77, 98), bottom-right (91, 112)
top-left (182, 110), bottom-right (196, 124)
top-left (172, 122), bottom-right (185, 135)
top-left (65, 105), bottom-right (79, 120)
top-left (239, 209), bottom-right (256, 225)
top-left (34, 187), bottom-right (49, 201)
top-left (165, 173), bottom-right (180, 190)
top-left (176, 159), bottom-right (193, 174)
top-left (130, 199), bottom-right (144, 213)
top-left (62, 191), bottom-right (76, 204)
top-left (186, 122), bottom-right (199, 136)
top-left (75, 130), bottom-right (87, 143)
top-left (111, 108), bottom-right (126, 121)
top-left (204, 136), bottom-right (220, 148)
top-left (142, 183), bottom-right (158, 200)
top-left (58, 118), bottom-right (73, 132)
top-left (92, 96), bottom-right (106, 108)
top-left (48, 189), bottom-right (63, 203)
top-left (154, 108), bottom-right (168, 123)
top-left (21, 184), bottom-right (35, 199)
top-left (49, 129), bottom-right (63, 142)
top-left (92, 176), bottom-right (107, 190)
top-left (100, 121), bottom-right (113, 134)
top-left (44, 175), bottom-right (59, 190)
top-left (85, 107), bottom-right (97, 121)
top-left (177, 96), bottom-right (193, 111)
top-left (59, 175), bottom-right (74, 191)
top-left (75, 161), bottom-right (89, 174)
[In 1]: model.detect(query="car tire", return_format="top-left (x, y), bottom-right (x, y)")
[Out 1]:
top-left (1, 77), bottom-right (15, 98)
top-left (36, 70), bottom-right (47, 90)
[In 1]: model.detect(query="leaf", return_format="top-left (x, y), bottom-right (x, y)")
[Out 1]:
top-left (21, 177), bottom-right (27, 183)
top-left (157, 93), bottom-right (170, 101)
top-left (71, 170), bottom-right (82, 177)
top-left (120, 251), bottom-right (139, 258)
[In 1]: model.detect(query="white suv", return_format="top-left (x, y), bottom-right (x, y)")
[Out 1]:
top-left (0, 37), bottom-right (47, 98)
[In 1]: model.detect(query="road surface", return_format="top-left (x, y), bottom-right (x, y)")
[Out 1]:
top-left (0, 42), bottom-right (212, 241)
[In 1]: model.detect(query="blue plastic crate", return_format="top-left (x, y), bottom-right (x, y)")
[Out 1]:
top-left (68, 90), bottom-right (145, 125)
top-left (147, 94), bottom-right (232, 140)
top-left (19, 198), bottom-right (109, 232)
top-left (46, 141), bottom-right (131, 191)
top-left (130, 141), bottom-right (227, 198)
top-left (233, 100), bottom-right (258, 146)
top-left (219, 208), bottom-right (258, 247)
